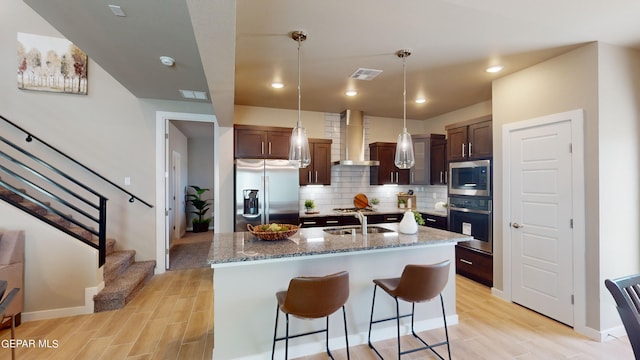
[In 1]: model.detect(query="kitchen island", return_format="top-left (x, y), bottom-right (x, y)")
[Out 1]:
top-left (208, 223), bottom-right (471, 360)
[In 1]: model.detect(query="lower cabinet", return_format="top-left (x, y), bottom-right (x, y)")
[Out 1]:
top-left (300, 213), bottom-right (403, 228)
top-left (419, 213), bottom-right (447, 230)
top-left (455, 245), bottom-right (493, 286)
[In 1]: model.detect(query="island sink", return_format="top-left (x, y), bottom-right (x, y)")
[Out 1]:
top-left (323, 225), bottom-right (396, 235)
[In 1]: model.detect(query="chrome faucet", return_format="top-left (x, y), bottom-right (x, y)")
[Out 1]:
top-left (354, 211), bottom-right (367, 234)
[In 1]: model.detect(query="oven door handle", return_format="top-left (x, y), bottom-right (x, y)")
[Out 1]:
top-left (449, 207), bottom-right (492, 215)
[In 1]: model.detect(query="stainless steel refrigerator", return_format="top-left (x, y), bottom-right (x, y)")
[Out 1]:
top-left (234, 159), bottom-right (300, 231)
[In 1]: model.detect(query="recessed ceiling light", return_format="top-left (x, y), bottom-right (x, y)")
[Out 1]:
top-left (271, 82), bottom-right (284, 89)
top-left (486, 65), bottom-right (504, 73)
top-left (108, 4), bottom-right (126, 17)
top-left (179, 89), bottom-right (208, 100)
top-left (345, 90), bottom-right (358, 97)
top-left (415, 98), bottom-right (427, 104)
top-left (159, 56), bottom-right (175, 67)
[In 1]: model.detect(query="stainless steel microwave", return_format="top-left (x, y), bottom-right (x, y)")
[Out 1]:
top-left (448, 160), bottom-right (491, 197)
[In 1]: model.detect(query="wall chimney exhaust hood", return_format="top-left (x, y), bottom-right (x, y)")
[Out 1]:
top-left (332, 110), bottom-right (380, 166)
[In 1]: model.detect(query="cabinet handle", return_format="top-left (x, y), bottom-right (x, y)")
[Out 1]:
top-left (269, 142), bottom-right (272, 154)
top-left (315, 171), bottom-right (318, 183)
top-left (326, 220), bottom-right (339, 224)
top-left (387, 217), bottom-right (398, 221)
top-left (308, 171), bottom-right (311, 183)
top-left (468, 142), bottom-right (472, 158)
top-left (440, 171), bottom-right (443, 183)
top-left (462, 143), bottom-right (466, 157)
top-left (460, 258), bottom-right (473, 265)
top-left (445, 171), bottom-right (447, 183)
top-left (395, 172), bottom-right (399, 183)
top-left (426, 218), bottom-right (436, 222)
top-left (303, 221), bottom-right (318, 225)
top-left (261, 141), bottom-right (265, 155)
top-left (390, 172), bottom-right (394, 183)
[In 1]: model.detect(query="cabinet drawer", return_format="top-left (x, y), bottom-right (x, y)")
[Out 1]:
top-left (421, 213), bottom-right (447, 230)
top-left (300, 217), bottom-right (323, 228)
top-left (455, 245), bottom-right (493, 286)
top-left (382, 213), bottom-right (402, 223)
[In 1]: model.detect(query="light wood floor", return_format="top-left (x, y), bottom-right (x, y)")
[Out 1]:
top-left (0, 268), bottom-right (632, 359)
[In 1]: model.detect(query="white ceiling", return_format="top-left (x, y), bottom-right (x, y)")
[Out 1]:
top-left (24, 0), bottom-right (640, 128)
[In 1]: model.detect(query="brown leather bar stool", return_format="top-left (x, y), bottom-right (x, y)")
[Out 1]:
top-left (272, 271), bottom-right (350, 360)
top-left (367, 260), bottom-right (451, 359)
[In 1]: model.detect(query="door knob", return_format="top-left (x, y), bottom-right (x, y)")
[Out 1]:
top-left (511, 222), bottom-right (522, 229)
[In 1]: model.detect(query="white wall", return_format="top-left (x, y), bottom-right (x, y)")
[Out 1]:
top-left (168, 122), bottom-right (188, 243)
top-left (493, 42), bottom-right (640, 334)
top-left (596, 43), bottom-right (640, 330)
top-left (1, 1), bottom-right (214, 313)
top-left (187, 137), bottom-right (215, 228)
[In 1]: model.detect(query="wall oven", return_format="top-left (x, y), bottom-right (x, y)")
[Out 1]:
top-left (448, 196), bottom-right (493, 254)
top-left (448, 160), bottom-right (491, 197)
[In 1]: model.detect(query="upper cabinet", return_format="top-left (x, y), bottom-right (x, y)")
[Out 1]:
top-left (410, 134), bottom-right (445, 185)
top-left (369, 142), bottom-right (410, 185)
top-left (300, 138), bottom-right (332, 186)
top-left (234, 124), bottom-right (292, 159)
top-left (430, 134), bottom-right (447, 185)
top-left (446, 116), bottom-right (492, 162)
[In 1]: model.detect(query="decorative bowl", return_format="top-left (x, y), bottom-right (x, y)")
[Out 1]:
top-left (247, 224), bottom-right (299, 241)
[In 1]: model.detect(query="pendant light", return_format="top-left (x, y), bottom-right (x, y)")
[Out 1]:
top-left (394, 49), bottom-right (415, 169)
top-left (288, 30), bottom-right (311, 168)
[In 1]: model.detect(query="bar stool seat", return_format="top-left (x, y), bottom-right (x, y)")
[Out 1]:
top-left (367, 260), bottom-right (451, 359)
top-left (272, 271), bottom-right (350, 359)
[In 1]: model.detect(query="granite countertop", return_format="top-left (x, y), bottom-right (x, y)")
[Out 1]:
top-left (208, 223), bottom-right (470, 265)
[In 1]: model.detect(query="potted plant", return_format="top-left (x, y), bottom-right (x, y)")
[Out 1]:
top-left (187, 185), bottom-right (212, 233)
top-left (304, 199), bottom-right (315, 213)
top-left (412, 210), bottom-right (425, 226)
top-left (398, 199), bottom-right (407, 209)
top-left (370, 197), bottom-right (380, 209)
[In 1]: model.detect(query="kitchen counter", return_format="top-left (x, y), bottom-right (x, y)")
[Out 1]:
top-left (208, 224), bottom-right (470, 359)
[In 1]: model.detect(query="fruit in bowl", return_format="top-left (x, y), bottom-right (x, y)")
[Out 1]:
top-left (247, 223), bottom-right (299, 240)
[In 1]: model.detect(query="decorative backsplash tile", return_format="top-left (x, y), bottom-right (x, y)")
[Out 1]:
top-left (300, 113), bottom-right (448, 212)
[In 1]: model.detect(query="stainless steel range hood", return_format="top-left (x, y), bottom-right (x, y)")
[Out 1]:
top-left (332, 110), bottom-right (380, 166)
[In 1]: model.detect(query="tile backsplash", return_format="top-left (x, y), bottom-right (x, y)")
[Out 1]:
top-left (299, 113), bottom-right (448, 212)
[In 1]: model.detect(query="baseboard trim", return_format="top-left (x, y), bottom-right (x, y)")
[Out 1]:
top-left (22, 283), bottom-right (103, 322)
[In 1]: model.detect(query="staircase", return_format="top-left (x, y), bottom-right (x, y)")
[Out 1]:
top-left (0, 185), bottom-right (155, 312)
top-left (93, 239), bottom-right (156, 312)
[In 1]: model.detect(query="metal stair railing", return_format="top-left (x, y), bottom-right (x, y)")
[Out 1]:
top-left (0, 115), bottom-right (153, 207)
top-left (0, 115), bottom-right (153, 267)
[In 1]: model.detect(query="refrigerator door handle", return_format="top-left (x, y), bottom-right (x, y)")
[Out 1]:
top-left (264, 175), bottom-right (270, 223)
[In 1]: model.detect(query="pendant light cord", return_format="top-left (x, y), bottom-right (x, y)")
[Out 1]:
top-left (297, 37), bottom-right (302, 127)
top-left (403, 54), bottom-right (407, 131)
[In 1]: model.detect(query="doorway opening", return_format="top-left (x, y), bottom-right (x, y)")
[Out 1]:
top-left (155, 111), bottom-right (218, 273)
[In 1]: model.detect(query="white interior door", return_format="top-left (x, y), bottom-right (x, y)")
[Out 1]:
top-left (509, 119), bottom-right (574, 326)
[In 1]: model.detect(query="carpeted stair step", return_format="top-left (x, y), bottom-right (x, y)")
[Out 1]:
top-left (106, 238), bottom-right (116, 255)
top-left (0, 187), bottom-right (24, 203)
top-left (104, 250), bottom-right (136, 284)
top-left (93, 260), bottom-right (156, 312)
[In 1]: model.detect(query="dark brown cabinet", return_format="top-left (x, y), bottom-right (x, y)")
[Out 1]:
top-left (369, 142), bottom-right (409, 185)
top-left (300, 213), bottom-right (403, 228)
top-left (446, 116), bottom-right (492, 162)
top-left (299, 138), bottom-right (332, 185)
top-left (455, 245), bottom-right (493, 286)
top-left (419, 213), bottom-right (447, 230)
top-left (430, 134), bottom-right (447, 185)
top-left (409, 135), bottom-right (430, 185)
top-left (234, 124), bottom-right (292, 159)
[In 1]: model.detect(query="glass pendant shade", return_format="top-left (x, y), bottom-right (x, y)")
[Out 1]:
top-left (288, 30), bottom-right (311, 169)
top-left (289, 125), bottom-right (311, 168)
top-left (395, 129), bottom-right (415, 169)
top-left (394, 49), bottom-right (415, 169)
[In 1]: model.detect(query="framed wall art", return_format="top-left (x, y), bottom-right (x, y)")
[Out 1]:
top-left (17, 32), bottom-right (88, 95)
